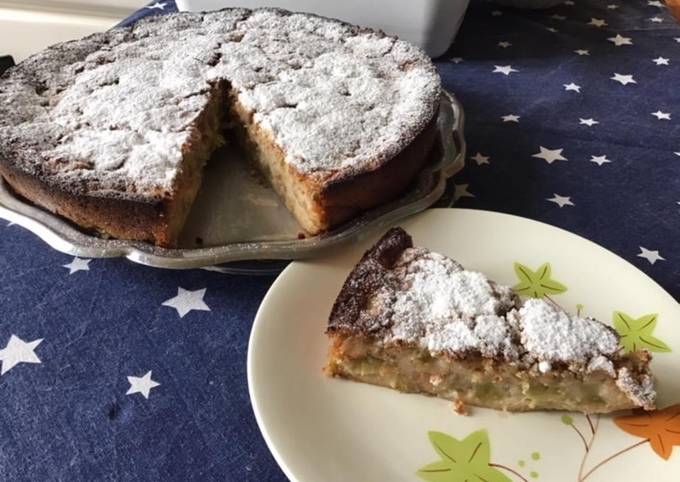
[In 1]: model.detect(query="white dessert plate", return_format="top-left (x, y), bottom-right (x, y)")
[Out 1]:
top-left (0, 92), bottom-right (463, 271)
top-left (248, 208), bottom-right (680, 482)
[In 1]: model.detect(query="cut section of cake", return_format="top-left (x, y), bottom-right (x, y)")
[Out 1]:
top-left (0, 9), bottom-right (440, 246)
top-left (324, 228), bottom-right (656, 413)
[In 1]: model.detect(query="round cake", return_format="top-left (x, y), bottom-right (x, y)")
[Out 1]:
top-left (0, 8), bottom-right (441, 246)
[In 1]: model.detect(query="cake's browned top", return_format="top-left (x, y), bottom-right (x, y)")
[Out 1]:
top-left (328, 228), bottom-right (656, 409)
top-left (0, 8), bottom-right (440, 203)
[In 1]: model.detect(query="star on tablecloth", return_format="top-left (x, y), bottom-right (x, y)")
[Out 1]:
top-left (532, 146), bottom-right (567, 164)
top-left (498, 41), bottom-right (512, 48)
top-left (590, 155), bottom-right (612, 166)
top-left (127, 371), bottom-right (160, 399)
top-left (470, 153), bottom-right (490, 165)
top-left (501, 114), bottom-right (520, 122)
top-left (145, 2), bottom-right (166, 10)
top-left (653, 57), bottom-right (670, 65)
top-left (493, 65), bottom-right (518, 76)
top-left (608, 34), bottom-right (632, 46)
top-left (579, 118), bottom-right (599, 126)
top-left (637, 247), bottom-right (665, 265)
top-left (162, 288), bottom-right (210, 318)
top-left (611, 73), bottom-right (636, 85)
top-left (547, 194), bottom-right (574, 208)
top-left (451, 57), bottom-right (463, 64)
top-left (649, 16), bottom-right (664, 22)
top-left (453, 184), bottom-right (475, 202)
top-left (0, 335), bottom-right (42, 375)
top-left (62, 257), bottom-right (91, 274)
top-left (564, 82), bottom-right (581, 93)
top-left (652, 110), bottom-right (671, 120)
top-left (574, 49), bottom-right (590, 56)
top-left (588, 18), bottom-right (607, 27)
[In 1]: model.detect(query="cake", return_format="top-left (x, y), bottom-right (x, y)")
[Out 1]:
top-left (0, 9), bottom-right (441, 247)
top-left (325, 228), bottom-right (656, 413)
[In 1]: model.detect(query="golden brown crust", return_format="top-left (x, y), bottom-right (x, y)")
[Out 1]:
top-left (0, 162), bottom-right (169, 244)
top-left (313, 112), bottom-right (439, 231)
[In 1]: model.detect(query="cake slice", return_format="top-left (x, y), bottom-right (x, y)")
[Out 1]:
top-left (324, 228), bottom-right (656, 413)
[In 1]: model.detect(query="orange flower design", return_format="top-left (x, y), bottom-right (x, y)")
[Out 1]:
top-left (614, 404), bottom-right (680, 460)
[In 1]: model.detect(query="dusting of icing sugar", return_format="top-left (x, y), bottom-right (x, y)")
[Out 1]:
top-left (387, 248), bottom-right (519, 359)
top-left (517, 299), bottom-right (619, 365)
top-left (0, 8), bottom-right (440, 199)
top-left (379, 248), bottom-right (623, 373)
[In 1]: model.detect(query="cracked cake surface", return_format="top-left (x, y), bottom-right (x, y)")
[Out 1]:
top-left (0, 8), bottom-right (440, 202)
top-left (326, 228), bottom-right (656, 412)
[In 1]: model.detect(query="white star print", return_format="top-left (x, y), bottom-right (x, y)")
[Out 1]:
top-left (498, 41), bottom-right (512, 48)
top-left (588, 18), bottom-right (607, 27)
top-left (493, 65), bottom-right (518, 76)
top-left (652, 111), bottom-right (671, 120)
top-left (648, 0), bottom-right (664, 6)
top-left (607, 4), bottom-right (619, 9)
top-left (501, 114), bottom-right (520, 122)
top-left (649, 16), bottom-right (664, 22)
top-left (611, 73), bottom-right (636, 85)
top-left (145, 2), bottom-right (166, 10)
top-left (532, 146), bottom-right (567, 164)
top-left (590, 155), bottom-right (612, 166)
top-left (675, 152), bottom-right (680, 156)
top-left (453, 184), bottom-right (475, 202)
top-left (653, 57), bottom-right (670, 65)
top-left (62, 257), bottom-right (91, 274)
top-left (470, 152), bottom-right (490, 165)
top-left (579, 118), bottom-right (599, 126)
top-left (550, 14), bottom-right (567, 20)
top-left (451, 57), bottom-right (463, 64)
top-left (637, 247), bottom-right (665, 265)
top-left (564, 82), bottom-right (581, 93)
top-left (162, 287), bottom-right (210, 318)
top-left (608, 34), bottom-right (632, 46)
top-left (676, 38), bottom-right (680, 43)
top-left (574, 49), bottom-right (590, 56)
top-left (547, 194), bottom-right (574, 208)
top-left (491, 10), bottom-right (503, 16)
top-left (126, 371), bottom-right (160, 399)
top-left (0, 335), bottom-right (42, 375)
top-left (546, 27), bottom-right (559, 33)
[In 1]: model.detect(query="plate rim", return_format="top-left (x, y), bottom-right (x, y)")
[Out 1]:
top-left (247, 207), bottom-right (680, 482)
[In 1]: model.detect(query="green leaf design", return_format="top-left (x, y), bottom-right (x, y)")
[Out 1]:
top-left (613, 311), bottom-right (671, 353)
top-left (513, 262), bottom-right (567, 298)
top-left (417, 430), bottom-right (511, 482)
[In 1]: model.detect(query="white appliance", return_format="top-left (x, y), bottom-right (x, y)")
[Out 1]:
top-left (175, 0), bottom-right (470, 58)
top-left (0, 1), bottom-right (133, 61)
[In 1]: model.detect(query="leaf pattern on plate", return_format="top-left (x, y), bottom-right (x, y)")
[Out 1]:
top-left (612, 311), bottom-right (671, 353)
top-left (417, 430), bottom-right (511, 482)
top-left (614, 404), bottom-right (680, 460)
top-left (512, 262), bottom-right (567, 299)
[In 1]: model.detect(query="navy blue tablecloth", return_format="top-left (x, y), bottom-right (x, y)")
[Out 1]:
top-left (2, 0), bottom-right (679, 480)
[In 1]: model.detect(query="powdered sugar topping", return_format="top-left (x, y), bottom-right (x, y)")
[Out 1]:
top-left (518, 298), bottom-right (619, 364)
top-left (0, 8), bottom-right (440, 199)
top-left (387, 248), bottom-right (519, 359)
top-left (377, 248), bottom-right (622, 372)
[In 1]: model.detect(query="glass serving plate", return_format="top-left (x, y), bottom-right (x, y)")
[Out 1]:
top-left (0, 91), bottom-right (465, 272)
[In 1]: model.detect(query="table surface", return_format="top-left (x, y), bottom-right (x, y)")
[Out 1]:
top-left (2, 1), bottom-right (679, 480)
